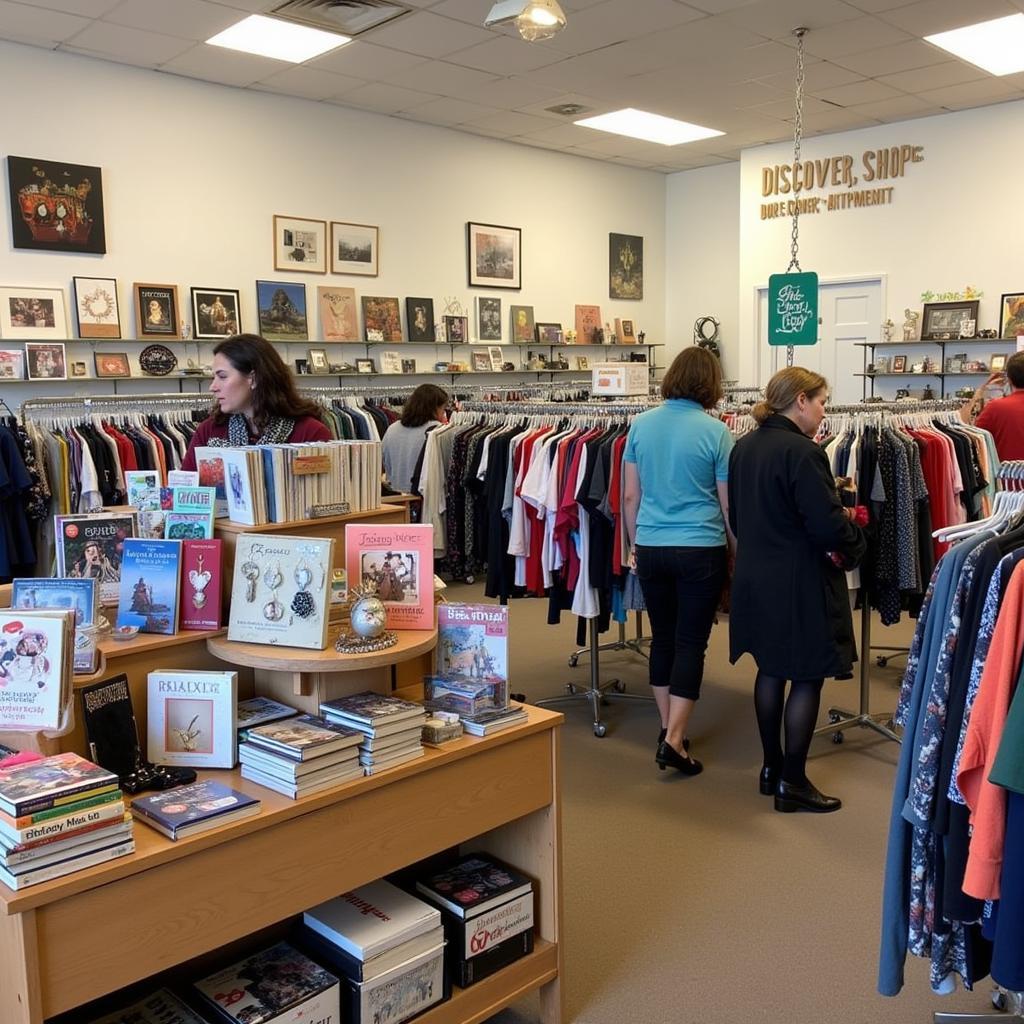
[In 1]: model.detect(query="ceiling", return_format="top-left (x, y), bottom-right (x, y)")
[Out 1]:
top-left (4, 0), bottom-right (1024, 172)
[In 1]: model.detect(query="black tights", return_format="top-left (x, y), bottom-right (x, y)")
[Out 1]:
top-left (754, 672), bottom-right (825, 786)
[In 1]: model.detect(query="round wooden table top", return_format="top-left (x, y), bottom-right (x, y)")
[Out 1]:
top-left (207, 627), bottom-right (437, 673)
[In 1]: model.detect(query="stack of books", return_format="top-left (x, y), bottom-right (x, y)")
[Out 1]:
top-left (239, 714), bottom-right (363, 799)
top-left (0, 753), bottom-right (133, 891)
top-left (301, 879), bottom-right (447, 1024)
top-left (319, 692), bottom-right (427, 775)
top-left (89, 988), bottom-right (207, 1023)
top-left (414, 853), bottom-right (536, 987)
top-left (460, 702), bottom-right (529, 737)
top-left (130, 779), bottom-right (260, 840)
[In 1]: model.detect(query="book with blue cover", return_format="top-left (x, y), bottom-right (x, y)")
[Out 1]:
top-left (11, 576), bottom-right (98, 674)
top-left (115, 538), bottom-right (182, 635)
top-left (130, 779), bottom-right (259, 840)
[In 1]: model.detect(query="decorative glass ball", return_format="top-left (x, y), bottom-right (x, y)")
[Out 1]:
top-left (350, 594), bottom-right (387, 638)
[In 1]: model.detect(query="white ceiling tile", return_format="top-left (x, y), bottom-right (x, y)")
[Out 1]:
top-left (876, 60), bottom-right (989, 92)
top-left (62, 20), bottom-right (193, 63)
top-left (844, 0), bottom-right (922, 10)
top-left (792, 107), bottom-right (882, 130)
top-left (328, 81), bottom-right (438, 114)
top-left (383, 59), bottom-right (500, 96)
top-left (812, 78), bottom-right (905, 105)
top-left (0, 0), bottom-right (90, 45)
top-left (548, 0), bottom-right (706, 55)
top-left (723, 0), bottom-right (866, 39)
top-left (748, 94), bottom-right (844, 118)
top-left (103, 0), bottom-right (240, 40)
top-left (470, 76), bottom-right (565, 109)
top-left (799, 14), bottom-right (913, 57)
top-left (845, 93), bottom-right (944, 118)
top-left (252, 65), bottom-right (365, 100)
top-left (359, 10), bottom-right (493, 58)
top-left (684, 0), bottom-right (762, 11)
top-left (875, 0), bottom-right (1019, 35)
top-left (501, 46), bottom-right (637, 97)
top-left (830, 38), bottom-right (955, 76)
top-left (755, 59), bottom-right (865, 91)
top-left (309, 41), bottom-right (427, 79)
top-left (160, 42), bottom-right (285, 85)
top-left (394, 95), bottom-right (500, 123)
top-left (514, 90), bottom-right (608, 117)
top-left (916, 78), bottom-right (1024, 109)
top-left (519, 122), bottom-right (608, 145)
top-left (11, 0), bottom-right (119, 15)
top-left (446, 35), bottom-right (568, 74)
top-left (463, 109), bottom-right (563, 134)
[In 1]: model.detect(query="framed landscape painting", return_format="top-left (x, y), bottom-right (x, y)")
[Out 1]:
top-left (467, 222), bottom-right (521, 290)
top-left (331, 221), bottom-right (378, 276)
top-left (257, 280), bottom-right (307, 342)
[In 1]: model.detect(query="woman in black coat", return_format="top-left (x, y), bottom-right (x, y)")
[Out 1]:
top-left (728, 367), bottom-right (867, 815)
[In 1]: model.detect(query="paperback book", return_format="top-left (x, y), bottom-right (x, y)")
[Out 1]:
top-left (179, 539), bottom-right (223, 631)
top-left (237, 696), bottom-right (298, 732)
top-left (125, 470), bottom-right (164, 539)
top-left (227, 534), bottom-right (334, 650)
top-left (10, 576), bottom-right (98, 674)
top-left (243, 714), bottom-right (362, 760)
top-left (147, 670), bottom-right (238, 769)
top-left (0, 794), bottom-right (125, 847)
top-left (0, 814), bottom-right (131, 869)
top-left (0, 752), bottom-right (118, 818)
top-left (0, 609), bottom-right (75, 732)
top-left (131, 779), bottom-right (259, 840)
top-left (218, 447), bottom-right (262, 526)
top-left (55, 511), bottom-right (139, 605)
top-left (115, 538), bottom-right (182, 635)
top-left (345, 524), bottom-right (434, 631)
top-left (0, 836), bottom-right (135, 890)
top-left (195, 446), bottom-right (229, 517)
top-left (88, 988), bottom-right (208, 1024)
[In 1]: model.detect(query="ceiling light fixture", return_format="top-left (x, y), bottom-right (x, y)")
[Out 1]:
top-left (575, 108), bottom-right (724, 146)
top-left (206, 14), bottom-right (351, 63)
top-left (924, 13), bottom-right (1024, 76)
top-left (485, 0), bottom-right (567, 43)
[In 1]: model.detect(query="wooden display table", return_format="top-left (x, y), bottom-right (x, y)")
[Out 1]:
top-left (207, 627), bottom-right (437, 715)
top-left (0, 706), bottom-right (564, 1024)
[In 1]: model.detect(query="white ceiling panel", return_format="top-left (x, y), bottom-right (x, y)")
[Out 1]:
top-left (469, 77), bottom-right (566, 110)
top-left (161, 42), bottom-right (285, 86)
top-left (359, 10), bottom-right (494, 58)
top-left (309, 41), bottom-right (427, 79)
top-left (685, 0), bottom-right (762, 12)
top-left (755, 59), bottom-right (865, 92)
top-left (812, 78), bottom-right (905, 105)
top-left (102, 0), bottom-right (240, 41)
top-left (916, 78), bottom-right (1024, 109)
top-left (0, 1), bottom-right (91, 46)
top-left (799, 15), bottom-right (914, 58)
top-left (722, 0), bottom-right (867, 39)
top-left (830, 38), bottom-right (954, 76)
top-left (845, 93), bottom-right (943, 119)
top-left (327, 81), bottom-right (439, 114)
top-left (11, 0), bottom-right (120, 16)
top-left (546, 0), bottom-right (706, 56)
top-left (463, 109), bottom-right (565, 134)
top-left (844, 0), bottom-right (921, 10)
top-left (252, 65), bottom-right (366, 100)
top-left (446, 35), bottom-right (569, 74)
top-left (383, 59), bottom-right (500, 97)
top-left (876, 60), bottom-right (989, 92)
top-left (875, 0), bottom-right (1020, 36)
top-left (795, 107), bottom-right (883, 131)
top-left (62, 21), bottom-right (193, 64)
top-left (394, 96), bottom-right (502, 124)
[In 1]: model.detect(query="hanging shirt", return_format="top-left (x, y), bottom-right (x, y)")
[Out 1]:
top-left (976, 390), bottom-right (1024, 460)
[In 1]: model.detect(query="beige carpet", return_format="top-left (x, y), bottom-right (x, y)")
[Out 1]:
top-left (442, 580), bottom-right (1002, 1024)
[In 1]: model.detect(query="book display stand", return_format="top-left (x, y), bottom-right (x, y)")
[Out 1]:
top-left (0, 705), bottom-right (565, 1024)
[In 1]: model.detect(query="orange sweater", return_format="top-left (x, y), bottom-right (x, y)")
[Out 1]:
top-left (957, 559), bottom-right (1024, 899)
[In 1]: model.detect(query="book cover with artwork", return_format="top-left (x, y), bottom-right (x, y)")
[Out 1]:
top-left (318, 285), bottom-right (359, 342)
top-left (147, 670), bottom-right (237, 768)
top-left (437, 604), bottom-right (508, 702)
top-left (195, 446), bottom-right (229, 518)
top-left (414, 854), bottom-right (533, 920)
top-left (124, 470), bottom-right (161, 512)
top-left (0, 609), bottom-right (74, 733)
top-left (243, 714), bottom-right (361, 761)
top-left (237, 696), bottom-right (297, 731)
top-left (0, 751), bottom-right (118, 818)
top-left (345, 524), bottom-right (434, 631)
top-left (55, 512), bottom-right (138, 605)
top-left (164, 512), bottom-right (214, 541)
top-left (227, 535), bottom-right (333, 649)
top-left (194, 941), bottom-right (339, 1024)
top-left (180, 539), bottom-right (222, 631)
top-left (88, 988), bottom-right (208, 1024)
top-left (115, 538), bottom-right (182, 635)
top-left (574, 304), bottom-right (601, 344)
top-left (218, 448), bottom-right (260, 526)
top-left (11, 576), bottom-right (98, 674)
top-left (131, 779), bottom-right (259, 840)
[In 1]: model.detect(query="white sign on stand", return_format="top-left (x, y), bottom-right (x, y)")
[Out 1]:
top-left (591, 363), bottom-right (648, 397)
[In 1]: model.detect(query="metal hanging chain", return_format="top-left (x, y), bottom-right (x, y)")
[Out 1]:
top-left (788, 27), bottom-right (807, 274)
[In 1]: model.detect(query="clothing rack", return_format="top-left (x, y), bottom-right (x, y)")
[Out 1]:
top-left (21, 392), bottom-right (210, 420)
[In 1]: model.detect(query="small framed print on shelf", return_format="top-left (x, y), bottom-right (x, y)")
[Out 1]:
top-left (273, 214), bottom-right (326, 274)
top-left (991, 353), bottom-right (1008, 372)
top-left (576, 356), bottom-right (589, 371)
top-left (70, 360), bottom-right (88, 378)
top-left (471, 351), bottom-right (491, 373)
top-left (95, 352), bottom-right (131, 379)
top-left (380, 351), bottom-right (402, 374)
top-left (307, 348), bottom-right (329, 374)
top-left (134, 283), bottom-right (180, 339)
top-left (0, 285), bottom-right (67, 339)
top-left (74, 276), bottom-right (121, 339)
top-left (615, 317), bottom-right (637, 343)
top-left (356, 358), bottom-right (376, 374)
top-left (444, 315), bottom-right (468, 344)
top-left (191, 288), bottom-right (241, 339)
top-left (488, 346), bottom-right (504, 371)
top-left (0, 350), bottom-right (25, 379)
top-left (26, 341), bottom-right (67, 380)
top-left (892, 355), bottom-right (907, 373)
top-left (945, 357), bottom-right (964, 374)
top-left (401, 358), bottom-right (417, 374)
top-left (535, 322), bottom-right (563, 344)
top-left (294, 358), bottom-right (309, 375)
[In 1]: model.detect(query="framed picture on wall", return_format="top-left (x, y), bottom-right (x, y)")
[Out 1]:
top-left (134, 283), bottom-right (180, 339)
top-left (257, 280), bottom-right (307, 342)
top-left (73, 277), bottom-right (121, 339)
top-left (991, 353), bottom-right (1008, 372)
top-left (999, 292), bottom-right (1024, 339)
top-left (406, 297), bottom-right (435, 343)
top-left (467, 222), bottom-right (521, 290)
top-left (273, 215), bottom-right (326, 274)
top-left (609, 232), bottom-right (643, 300)
top-left (444, 315), bottom-right (468, 344)
top-left (94, 352), bottom-right (131, 378)
top-left (191, 288), bottom-right (241, 339)
top-left (0, 350), bottom-right (25, 379)
top-left (362, 296), bottom-right (402, 342)
top-left (892, 355), bottom-right (907, 373)
top-left (331, 221), bottom-right (378, 276)
top-left (25, 342), bottom-right (67, 380)
top-left (477, 297), bottom-right (502, 341)
top-left (920, 300), bottom-right (979, 341)
top-left (0, 286), bottom-right (67, 339)
top-left (308, 348), bottom-right (329, 374)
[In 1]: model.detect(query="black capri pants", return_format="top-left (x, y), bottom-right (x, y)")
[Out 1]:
top-left (635, 544), bottom-right (727, 701)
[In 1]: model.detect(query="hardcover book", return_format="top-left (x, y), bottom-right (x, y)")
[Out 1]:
top-left (147, 670), bottom-right (238, 769)
top-left (237, 696), bottom-right (297, 731)
top-left (0, 609), bottom-right (75, 732)
top-left (244, 714), bottom-right (361, 761)
top-left (414, 854), bottom-right (533, 920)
top-left (0, 814), bottom-right (131, 868)
top-left (0, 836), bottom-right (135, 890)
top-left (319, 691), bottom-right (425, 730)
top-left (88, 988), bottom-right (208, 1024)
top-left (194, 941), bottom-right (339, 1024)
top-left (115, 538), bottom-right (182, 635)
top-left (0, 752), bottom-right (118, 817)
top-left (345, 524), bottom-right (434, 631)
top-left (130, 779), bottom-right (259, 840)
top-left (195, 446), bottom-right (229, 518)
top-left (11, 576), bottom-right (98, 674)
top-left (179, 539), bottom-right (223, 631)
top-left (55, 511), bottom-right (139, 605)
top-left (436, 603), bottom-right (508, 704)
top-left (299, 922), bottom-right (445, 984)
top-left (227, 534), bottom-right (334, 650)
top-left (423, 677), bottom-right (499, 718)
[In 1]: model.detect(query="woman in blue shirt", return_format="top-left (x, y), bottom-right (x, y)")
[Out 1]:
top-left (623, 347), bottom-right (734, 776)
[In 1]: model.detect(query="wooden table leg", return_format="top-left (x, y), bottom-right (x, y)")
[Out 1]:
top-left (0, 908), bottom-right (43, 1024)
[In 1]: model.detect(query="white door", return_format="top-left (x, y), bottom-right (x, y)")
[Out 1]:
top-left (757, 277), bottom-right (883, 405)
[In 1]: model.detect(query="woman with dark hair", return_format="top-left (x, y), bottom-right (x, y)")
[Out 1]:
top-left (382, 383), bottom-right (450, 495)
top-left (181, 334), bottom-right (330, 471)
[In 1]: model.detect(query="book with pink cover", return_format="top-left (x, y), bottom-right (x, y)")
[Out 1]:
top-left (180, 539), bottom-right (222, 630)
top-left (574, 304), bottom-right (601, 344)
top-left (345, 524), bottom-right (434, 631)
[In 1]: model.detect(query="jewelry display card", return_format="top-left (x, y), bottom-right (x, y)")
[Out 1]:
top-left (115, 538), bottom-right (182, 635)
top-left (55, 511), bottom-right (139, 606)
top-left (228, 534), bottom-right (334, 649)
top-left (345, 524), bottom-right (435, 631)
top-left (11, 576), bottom-right (98, 674)
top-left (180, 539), bottom-right (222, 631)
top-left (147, 670), bottom-right (238, 769)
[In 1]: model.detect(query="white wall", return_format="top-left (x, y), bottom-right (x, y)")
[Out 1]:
top-left (0, 41), bottom-right (666, 404)
top-left (665, 163), bottom-right (740, 378)
top-left (737, 100), bottom-right (1024, 386)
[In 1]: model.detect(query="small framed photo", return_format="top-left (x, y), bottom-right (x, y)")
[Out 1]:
top-left (921, 300), bottom-right (979, 341)
top-left (444, 315), bottom-right (468, 344)
top-left (576, 356), bottom-right (589, 370)
top-left (331, 221), bottom-right (379, 276)
top-left (477, 296), bottom-right (502, 341)
top-left (273, 215), bottom-right (326, 274)
top-left (991, 353), bottom-right (1008, 372)
top-left (999, 292), bottom-right (1024, 339)
top-left (471, 350), bottom-right (491, 373)
top-left (294, 358), bottom-right (308, 374)
top-left (535, 322), bottom-right (563, 344)
top-left (0, 286), bottom-right (67, 339)
top-left (467, 221), bottom-right (521, 290)
top-left (910, 361), bottom-right (925, 374)
top-left (356, 358), bottom-right (376, 374)
top-left (134, 283), bottom-right (179, 339)
top-left (380, 351), bottom-right (402, 374)
top-left (70, 360), bottom-right (88, 378)
top-left (307, 348), bottom-right (329, 374)
top-left (401, 358), bottom-right (416, 374)
top-left (191, 288), bottom-right (241, 339)
top-left (959, 319), bottom-right (976, 339)
top-left (945, 357), bottom-right (964, 374)
top-left (488, 346), bottom-right (504, 371)
top-left (615, 317), bottom-right (636, 343)
top-left (0, 350), bottom-right (25, 379)
top-left (94, 352), bottom-right (131, 378)
top-left (25, 341), bottom-right (67, 380)
top-left (74, 277), bottom-right (121, 339)
top-left (892, 355), bottom-right (907, 373)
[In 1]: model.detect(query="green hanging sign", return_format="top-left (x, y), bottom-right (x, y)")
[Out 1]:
top-left (768, 271), bottom-right (818, 346)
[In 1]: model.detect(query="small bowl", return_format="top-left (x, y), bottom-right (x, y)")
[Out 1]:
top-left (111, 625), bottom-right (140, 642)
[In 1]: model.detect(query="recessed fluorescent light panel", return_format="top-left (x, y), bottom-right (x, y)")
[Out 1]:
top-left (924, 13), bottom-right (1024, 76)
top-left (574, 108), bottom-right (724, 146)
top-left (207, 14), bottom-right (351, 63)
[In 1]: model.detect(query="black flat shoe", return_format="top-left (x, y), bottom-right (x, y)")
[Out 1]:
top-left (774, 778), bottom-right (841, 813)
top-left (656, 742), bottom-right (703, 776)
top-left (657, 729), bottom-right (689, 751)
top-left (759, 765), bottom-right (780, 796)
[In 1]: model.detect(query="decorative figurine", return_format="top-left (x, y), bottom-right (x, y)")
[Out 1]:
top-left (336, 582), bottom-right (397, 654)
top-left (882, 318), bottom-right (894, 343)
top-left (902, 308), bottom-right (919, 342)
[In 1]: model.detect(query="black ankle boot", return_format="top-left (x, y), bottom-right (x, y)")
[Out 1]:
top-left (655, 742), bottom-right (703, 776)
top-left (774, 778), bottom-right (841, 813)
top-left (759, 765), bottom-right (780, 796)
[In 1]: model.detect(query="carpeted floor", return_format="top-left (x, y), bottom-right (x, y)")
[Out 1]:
top-left (442, 580), bottom-right (1001, 1024)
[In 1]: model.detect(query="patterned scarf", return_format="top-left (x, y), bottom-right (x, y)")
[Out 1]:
top-left (206, 413), bottom-right (295, 447)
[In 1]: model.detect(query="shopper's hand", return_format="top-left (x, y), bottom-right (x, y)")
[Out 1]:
top-left (985, 371), bottom-right (1007, 389)
top-left (628, 549), bottom-right (637, 575)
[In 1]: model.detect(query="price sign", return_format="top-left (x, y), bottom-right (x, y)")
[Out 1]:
top-left (768, 271), bottom-right (818, 347)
